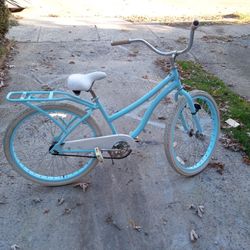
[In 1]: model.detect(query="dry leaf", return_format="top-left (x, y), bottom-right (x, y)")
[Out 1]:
top-left (63, 208), bottom-right (72, 215)
top-left (0, 81), bottom-right (5, 88)
top-left (129, 219), bottom-right (142, 232)
top-left (57, 197), bottom-right (65, 206)
top-left (243, 156), bottom-right (250, 165)
top-left (41, 84), bottom-right (53, 91)
top-left (69, 61), bottom-right (75, 64)
top-left (208, 162), bottom-right (224, 175)
top-left (183, 84), bottom-right (193, 91)
top-left (142, 75), bottom-right (149, 79)
top-left (190, 229), bottom-right (199, 242)
top-left (32, 198), bottom-right (42, 204)
top-left (197, 205), bottom-right (205, 218)
top-left (11, 244), bottom-right (20, 250)
top-left (219, 135), bottom-right (243, 152)
top-left (73, 182), bottom-right (90, 192)
top-left (43, 209), bottom-right (50, 214)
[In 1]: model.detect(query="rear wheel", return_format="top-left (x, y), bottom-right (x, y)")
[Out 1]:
top-left (4, 104), bottom-right (101, 186)
top-left (164, 90), bottom-right (220, 176)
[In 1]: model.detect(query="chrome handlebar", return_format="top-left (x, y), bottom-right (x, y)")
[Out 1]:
top-left (111, 20), bottom-right (199, 57)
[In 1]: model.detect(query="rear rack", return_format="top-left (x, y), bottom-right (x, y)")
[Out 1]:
top-left (6, 90), bottom-right (96, 108)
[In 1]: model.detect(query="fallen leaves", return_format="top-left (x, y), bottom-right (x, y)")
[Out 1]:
top-left (128, 50), bottom-right (139, 57)
top-left (243, 155), bottom-right (250, 165)
top-left (11, 244), bottom-right (20, 250)
top-left (219, 135), bottom-right (243, 152)
top-left (0, 80), bottom-right (5, 89)
top-left (63, 208), bottom-right (72, 215)
top-left (176, 36), bottom-right (188, 44)
top-left (41, 84), bottom-right (54, 91)
top-left (154, 58), bottom-right (192, 80)
top-left (189, 204), bottom-right (205, 218)
top-left (208, 162), bottom-right (225, 175)
top-left (62, 203), bottom-right (82, 215)
top-left (190, 229), bottom-right (199, 242)
top-left (201, 35), bottom-right (234, 43)
top-left (73, 182), bottom-right (90, 192)
top-left (197, 205), bottom-right (205, 218)
top-left (57, 197), bottom-right (65, 206)
top-left (43, 208), bottom-right (50, 214)
top-left (32, 197), bottom-right (42, 204)
top-left (154, 58), bottom-right (171, 73)
top-left (6, 64), bottom-right (15, 69)
top-left (0, 70), bottom-right (6, 89)
top-left (129, 219), bottom-right (142, 232)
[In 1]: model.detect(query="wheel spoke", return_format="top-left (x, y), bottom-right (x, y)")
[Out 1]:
top-left (165, 91), bottom-right (219, 175)
top-left (7, 105), bottom-right (100, 185)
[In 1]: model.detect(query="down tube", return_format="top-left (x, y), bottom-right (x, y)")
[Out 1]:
top-left (130, 80), bottom-right (179, 138)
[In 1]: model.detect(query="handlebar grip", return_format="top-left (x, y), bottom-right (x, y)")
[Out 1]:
top-left (111, 40), bottom-right (130, 46)
top-left (191, 20), bottom-right (199, 30)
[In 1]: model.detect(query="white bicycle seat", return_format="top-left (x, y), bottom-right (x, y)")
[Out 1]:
top-left (67, 72), bottom-right (107, 92)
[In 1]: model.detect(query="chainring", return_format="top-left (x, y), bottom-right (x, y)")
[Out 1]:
top-left (108, 141), bottom-right (131, 159)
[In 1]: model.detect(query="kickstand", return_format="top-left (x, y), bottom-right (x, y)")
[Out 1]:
top-left (111, 158), bottom-right (114, 165)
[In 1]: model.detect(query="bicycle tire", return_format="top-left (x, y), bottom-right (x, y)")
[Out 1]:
top-left (164, 90), bottom-right (220, 176)
top-left (4, 103), bottom-right (102, 186)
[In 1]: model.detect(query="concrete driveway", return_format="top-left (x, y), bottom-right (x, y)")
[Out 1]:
top-left (0, 5), bottom-right (250, 250)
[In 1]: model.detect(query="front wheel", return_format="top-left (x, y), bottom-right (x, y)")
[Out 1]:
top-left (164, 90), bottom-right (220, 176)
top-left (4, 103), bottom-right (102, 186)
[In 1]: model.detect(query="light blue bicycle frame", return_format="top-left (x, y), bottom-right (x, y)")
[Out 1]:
top-left (7, 68), bottom-right (202, 153)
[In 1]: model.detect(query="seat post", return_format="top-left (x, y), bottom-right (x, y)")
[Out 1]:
top-left (89, 89), bottom-right (97, 99)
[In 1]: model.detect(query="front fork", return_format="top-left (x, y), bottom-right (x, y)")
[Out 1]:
top-left (175, 89), bottom-right (203, 134)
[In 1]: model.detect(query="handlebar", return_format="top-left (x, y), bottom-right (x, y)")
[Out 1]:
top-left (111, 20), bottom-right (199, 57)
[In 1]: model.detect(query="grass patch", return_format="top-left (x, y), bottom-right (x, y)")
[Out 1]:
top-left (155, 59), bottom-right (250, 158)
top-left (124, 12), bottom-right (250, 25)
top-left (0, 2), bottom-right (10, 38)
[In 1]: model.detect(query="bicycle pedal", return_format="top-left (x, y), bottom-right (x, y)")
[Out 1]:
top-left (95, 147), bottom-right (104, 163)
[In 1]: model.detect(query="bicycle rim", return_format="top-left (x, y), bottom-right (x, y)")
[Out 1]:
top-left (166, 92), bottom-right (219, 175)
top-left (7, 105), bottom-right (100, 185)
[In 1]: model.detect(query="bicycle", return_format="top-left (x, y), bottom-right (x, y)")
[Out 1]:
top-left (3, 20), bottom-right (220, 186)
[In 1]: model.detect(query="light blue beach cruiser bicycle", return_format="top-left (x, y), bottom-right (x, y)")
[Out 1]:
top-left (4, 21), bottom-right (220, 186)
